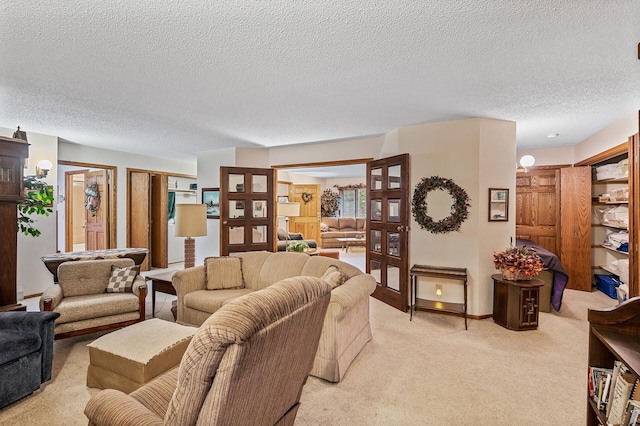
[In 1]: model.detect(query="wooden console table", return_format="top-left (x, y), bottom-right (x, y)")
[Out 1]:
top-left (492, 274), bottom-right (544, 331)
top-left (410, 264), bottom-right (468, 330)
top-left (41, 248), bottom-right (149, 282)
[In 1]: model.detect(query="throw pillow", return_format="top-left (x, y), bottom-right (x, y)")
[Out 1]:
top-left (205, 256), bottom-right (244, 290)
top-left (320, 222), bottom-right (329, 232)
top-left (107, 265), bottom-right (140, 293)
top-left (321, 265), bottom-right (346, 289)
top-left (277, 228), bottom-right (288, 241)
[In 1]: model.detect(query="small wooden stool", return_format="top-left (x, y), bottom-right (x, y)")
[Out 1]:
top-left (318, 249), bottom-right (340, 259)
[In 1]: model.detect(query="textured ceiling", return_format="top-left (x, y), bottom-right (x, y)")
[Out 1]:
top-left (1, 1), bottom-right (639, 161)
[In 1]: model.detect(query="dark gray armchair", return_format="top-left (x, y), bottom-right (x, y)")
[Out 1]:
top-left (0, 311), bottom-right (59, 409)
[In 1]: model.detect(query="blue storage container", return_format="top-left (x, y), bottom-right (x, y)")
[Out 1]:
top-left (594, 274), bottom-right (620, 299)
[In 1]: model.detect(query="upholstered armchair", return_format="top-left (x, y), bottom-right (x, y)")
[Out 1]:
top-left (0, 311), bottom-right (59, 409)
top-left (40, 258), bottom-right (147, 339)
top-left (85, 277), bottom-right (331, 426)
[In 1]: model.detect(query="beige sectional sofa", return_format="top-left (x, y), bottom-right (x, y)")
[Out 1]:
top-left (172, 251), bottom-right (376, 382)
top-left (320, 217), bottom-right (366, 248)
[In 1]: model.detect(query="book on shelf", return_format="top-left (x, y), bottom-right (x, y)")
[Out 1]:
top-left (590, 366), bottom-right (614, 409)
top-left (607, 368), bottom-right (636, 425)
top-left (607, 361), bottom-right (626, 418)
top-left (622, 400), bottom-right (640, 426)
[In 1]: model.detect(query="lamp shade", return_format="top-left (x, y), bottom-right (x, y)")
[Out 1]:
top-left (175, 204), bottom-right (207, 237)
top-left (277, 202), bottom-right (300, 217)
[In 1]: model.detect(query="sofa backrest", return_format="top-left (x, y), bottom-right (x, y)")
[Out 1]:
top-left (321, 217), bottom-right (365, 232)
top-left (339, 217), bottom-right (357, 231)
top-left (235, 251), bottom-right (362, 290)
top-left (57, 258), bottom-right (135, 297)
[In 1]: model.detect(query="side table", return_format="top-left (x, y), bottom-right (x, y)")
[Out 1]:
top-left (492, 274), bottom-right (544, 331)
top-left (145, 271), bottom-right (177, 318)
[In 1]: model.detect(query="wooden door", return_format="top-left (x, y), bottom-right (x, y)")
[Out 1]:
top-left (65, 170), bottom-right (86, 252)
top-left (367, 154), bottom-right (410, 311)
top-left (150, 174), bottom-right (168, 268)
top-left (220, 167), bottom-right (276, 255)
top-left (129, 172), bottom-right (151, 271)
top-left (289, 184), bottom-right (321, 244)
top-left (560, 166), bottom-right (592, 291)
top-left (515, 168), bottom-right (561, 255)
top-left (85, 170), bottom-right (108, 250)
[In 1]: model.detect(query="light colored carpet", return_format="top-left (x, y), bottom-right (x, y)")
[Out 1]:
top-left (0, 286), bottom-right (616, 425)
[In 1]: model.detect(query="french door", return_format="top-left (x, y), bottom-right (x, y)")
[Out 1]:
top-left (220, 167), bottom-right (276, 255)
top-left (367, 154), bottom-right (410, 311)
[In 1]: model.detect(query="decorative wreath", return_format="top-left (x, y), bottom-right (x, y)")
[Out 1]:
top-left (412, 176), bottom-right (471, 234)
top-left (301, 192), bottom-right (313, 204)
top-left (84, 182), bottom-right (101, 217)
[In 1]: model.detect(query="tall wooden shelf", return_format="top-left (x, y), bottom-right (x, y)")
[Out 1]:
top-left (0, 135), bottom-right (28, 312)
top-left (575, 135), bottom-right (638, 298)
top-left (587, 297), bottom-right (640, 425)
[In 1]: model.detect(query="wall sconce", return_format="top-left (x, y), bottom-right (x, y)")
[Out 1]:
top-left (519, 155), bottom-right (535, 173)
top-left (435, 284), bottom-right (443, 298)
top-left (36, 159), bottom-right (53, 177)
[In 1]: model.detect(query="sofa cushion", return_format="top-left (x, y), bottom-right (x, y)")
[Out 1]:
top-left (58, 259), bottom-right (136, 297)
top-left (107, 265), bottom-right (139, 293)
top-left (204, 257), bottom-right (244, 290)
top-left (339, 217), bottom-right (357, 231)
top-left (322, 217), bottom-right (340, 231)
top-left (54, 293), bottom-right (140, 325)
top-left (184, 289), bottom-right (254, 313)
top-left (321, 265), bottom-right (346, 289)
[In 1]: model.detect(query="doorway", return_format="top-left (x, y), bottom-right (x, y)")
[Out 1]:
top-left (59, 161), bottom-right (117, 252)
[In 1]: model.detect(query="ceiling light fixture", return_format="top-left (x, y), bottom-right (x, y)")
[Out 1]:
top-left (519, 155), bottom-right (536, 172)
top-left (547, 133), bottom-right (559, 139)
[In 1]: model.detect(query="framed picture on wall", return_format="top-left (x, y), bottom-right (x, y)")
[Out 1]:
top-left (202, 187), bottom-right (220, 219)
top-left (488, 188), bottom-right (508, 222)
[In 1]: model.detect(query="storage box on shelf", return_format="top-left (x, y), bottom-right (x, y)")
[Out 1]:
top-left (587, 297), bottom-right (640, 426)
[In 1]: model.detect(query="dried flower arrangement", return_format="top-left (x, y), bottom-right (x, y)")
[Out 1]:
top-left (493, 245), bottom-right (545, 281)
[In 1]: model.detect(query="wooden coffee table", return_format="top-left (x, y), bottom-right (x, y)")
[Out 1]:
top-left (336, 237), bottom-right (366, 252)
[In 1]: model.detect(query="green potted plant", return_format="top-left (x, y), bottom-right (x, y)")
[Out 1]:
top-left (18, 175), bottom-right (55, 237)
top-left (286, 240), bottom-right (309, 253)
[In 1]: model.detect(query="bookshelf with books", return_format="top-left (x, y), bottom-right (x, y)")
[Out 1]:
top-left (588, 297), bottom-right (640, 425)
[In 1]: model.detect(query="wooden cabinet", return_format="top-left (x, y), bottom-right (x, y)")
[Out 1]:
top-left (0, 136), bottom-right (28, 311)
top-left (587, 297), bottom-right (640, 425)
top-left (492, 274), bottom-right (544, 331)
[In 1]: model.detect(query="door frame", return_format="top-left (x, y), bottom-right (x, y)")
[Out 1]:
top-left (60, 161), bottom-right (117, 250)
top-left (126, 168), bottom-right (196, 268)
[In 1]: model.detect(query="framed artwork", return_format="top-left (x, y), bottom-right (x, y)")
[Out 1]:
top-left (488, 188), bottom-right (508, 222)
top-left (202, 187), bottom-right (220, 219)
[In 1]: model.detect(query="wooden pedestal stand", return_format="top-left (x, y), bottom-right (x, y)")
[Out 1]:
top-left (0, 135), bottom-right (28, 312)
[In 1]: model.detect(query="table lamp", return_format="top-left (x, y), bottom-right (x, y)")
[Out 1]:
top-left (175, 204), bottom-right (207, 268)
top-left (277, 201), bottom-right (301, 249)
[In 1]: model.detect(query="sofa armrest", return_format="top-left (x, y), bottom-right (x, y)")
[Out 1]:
top-left (40, 285), bottom-right (63, 311)
top-left (329, 274), bottom-right (376, 320)
top-left (85, 389), bottom-right (163, 426)
top-left (172, 266), bottom-right (206, 296)
top-left (0, 311), bottom-right (60, 382)
top-left (132, 275), bottom-right (147, 297)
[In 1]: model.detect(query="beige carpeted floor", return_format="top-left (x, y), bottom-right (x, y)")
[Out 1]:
top-left (0, 286), bottom-right (616, 426)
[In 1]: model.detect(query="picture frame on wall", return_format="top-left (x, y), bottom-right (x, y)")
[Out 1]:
top-left (202, 187), bottom-right (220, 219)
top-left (488, 188), bottom-right (508, 221)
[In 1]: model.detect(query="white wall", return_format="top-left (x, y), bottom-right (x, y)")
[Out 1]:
top-left (398, 118), bottom-right (516, 316)
top-left (516, 146), bottom-right (575, 167)
top-left (574, 111), bottom-right (638, 163)
top-left (268, 135), bottom-right (384, 166)
top-left (59, 141), bottom-right (196, 254)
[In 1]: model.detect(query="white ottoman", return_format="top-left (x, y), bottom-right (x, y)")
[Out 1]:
top-left (87, 319), bottom-right (196, 393)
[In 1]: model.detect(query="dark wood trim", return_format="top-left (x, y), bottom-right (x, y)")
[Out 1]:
top-left (125, 167), bottom-right (196, 180)
top-left (574, 142), bottom-right (628, 166)
top-left (271, 158), bottom-right (373, 169)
